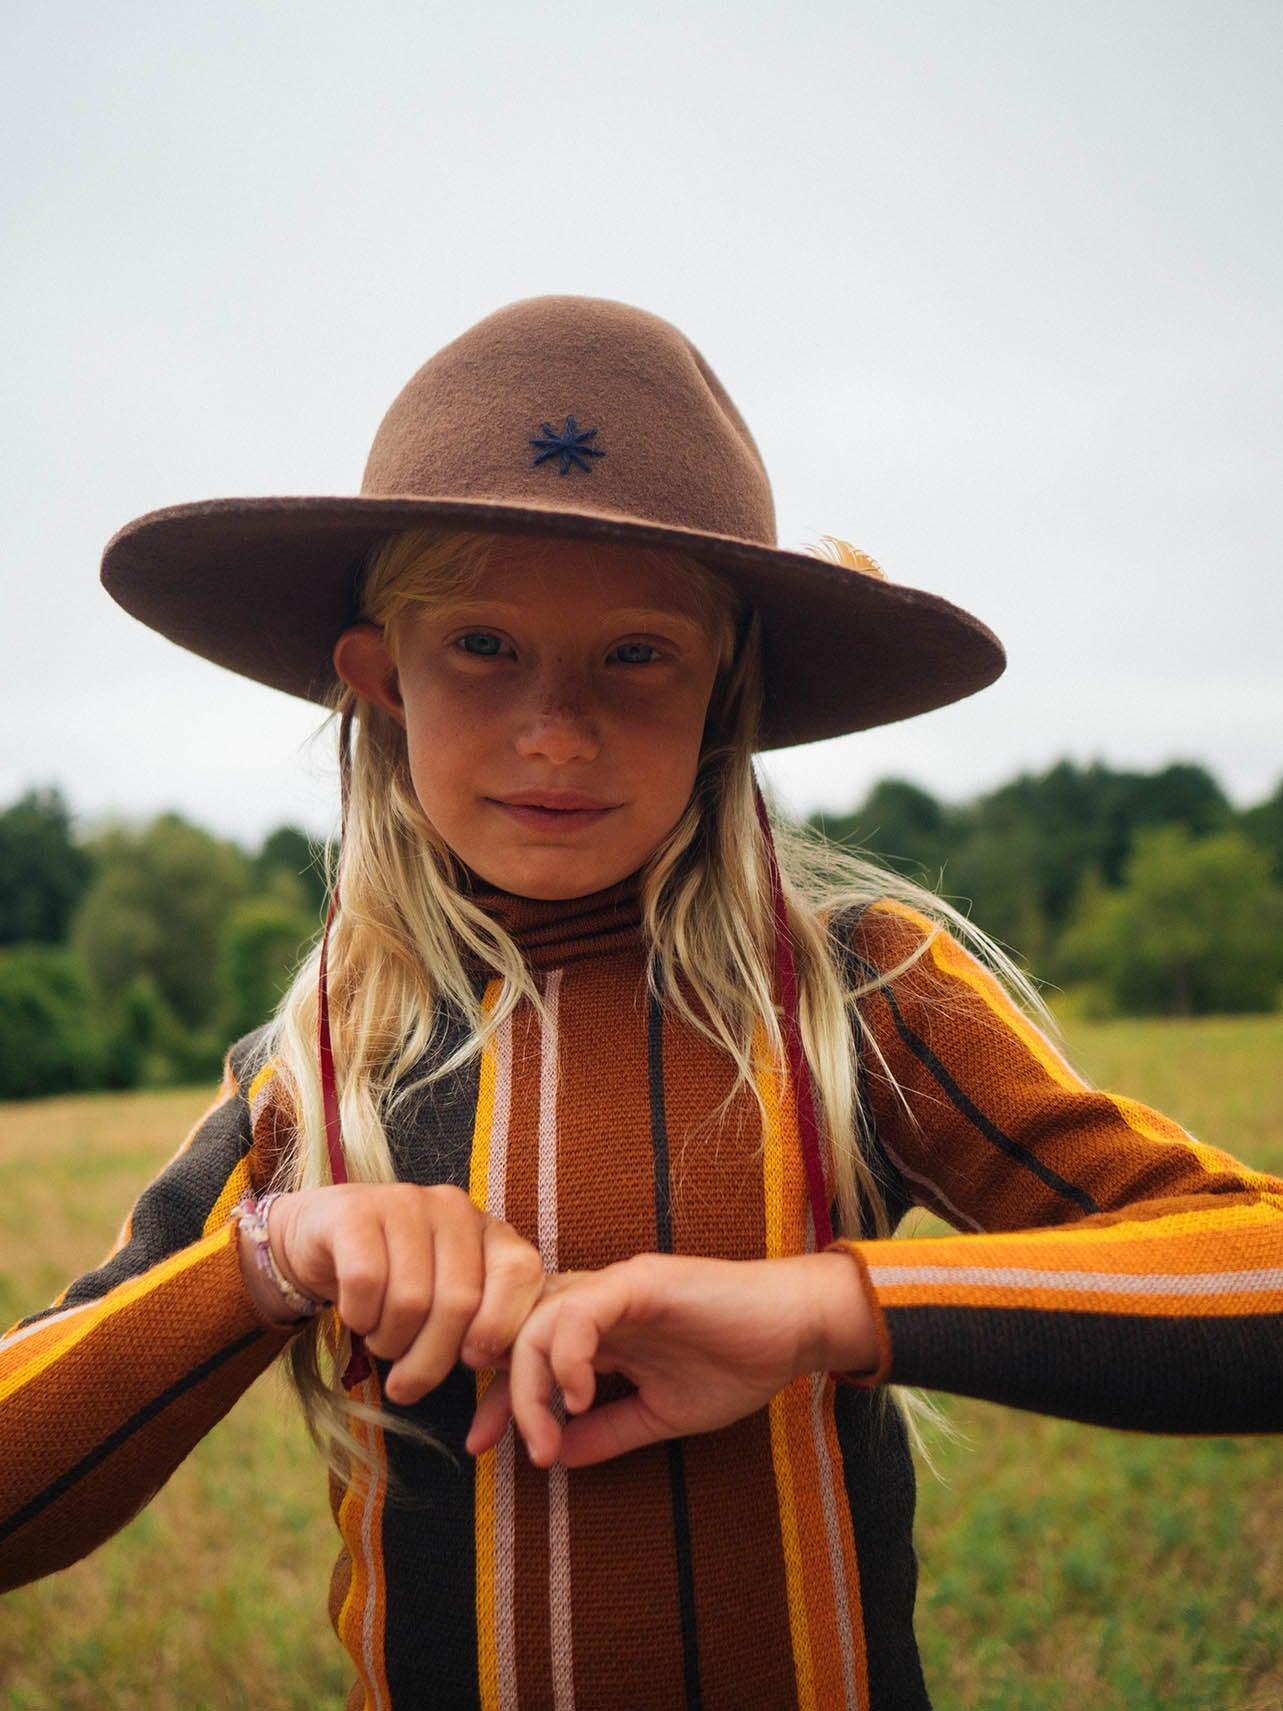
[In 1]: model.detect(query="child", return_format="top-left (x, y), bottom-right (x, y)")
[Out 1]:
top-left (2, 294), bottom-right (1279, 1710)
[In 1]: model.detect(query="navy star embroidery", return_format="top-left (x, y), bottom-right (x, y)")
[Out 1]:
top-left (529, 415), bottom-right (606, 476)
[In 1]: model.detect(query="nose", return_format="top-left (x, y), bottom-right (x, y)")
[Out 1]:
top-left (512, 668), bottom-right (602, 766)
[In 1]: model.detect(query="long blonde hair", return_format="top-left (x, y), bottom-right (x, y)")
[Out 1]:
top-left (260, 525), bottom-right (1057, 1489)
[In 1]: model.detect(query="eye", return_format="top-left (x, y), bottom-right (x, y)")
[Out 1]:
top-left (455, 630), bottom-right (507, 657)
top-left (611, 641), bottom-right (662, 665)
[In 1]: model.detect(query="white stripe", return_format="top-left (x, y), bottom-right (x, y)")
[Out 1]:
top-left (879, 1138), bottom-right (984, 1233)
top-left (867, 1263), bottom-right (1283, 1296)
top-left (538, 969), bottom-right (575, 1711)
top-left (537, 968), bottom-right (563, 1275)
top-left (0, 1299), bottom-right (88, 1354)
top-left (488, 1008), bottom-right (519, 1711)
top-left (810, 1372), bottom-right (863, 1709)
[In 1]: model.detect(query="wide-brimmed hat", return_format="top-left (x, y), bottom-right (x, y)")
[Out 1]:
top-left (100, 293), bottom-right (1005, 749)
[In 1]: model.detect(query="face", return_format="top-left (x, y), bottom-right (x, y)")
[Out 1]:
top-left (333, 539), bottom-right (727, 900)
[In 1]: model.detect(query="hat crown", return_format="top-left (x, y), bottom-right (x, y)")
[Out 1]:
top-left (360, 295), bottom-right (778, 546)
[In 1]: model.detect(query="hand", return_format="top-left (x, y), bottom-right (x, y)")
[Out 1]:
top-left (464, 1250), bottom-right (874, 1468)
top-left (260, 1184), bottom-right (546, 1405)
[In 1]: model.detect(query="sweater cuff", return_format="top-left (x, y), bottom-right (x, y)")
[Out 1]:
top-left (821, 1239), bottom-right (894, 1389)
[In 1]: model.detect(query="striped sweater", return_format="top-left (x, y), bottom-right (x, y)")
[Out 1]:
top-left (2, 876), bottom-right (1281, 1710)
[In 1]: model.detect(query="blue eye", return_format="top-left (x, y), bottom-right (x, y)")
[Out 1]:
top-left (458, 632), bottom-right (504, 657)
top-left (612, 642), bottom-right (661, 664)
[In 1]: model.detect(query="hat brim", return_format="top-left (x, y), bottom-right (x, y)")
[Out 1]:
top-left (100, 494), bottom-right (1005, 750)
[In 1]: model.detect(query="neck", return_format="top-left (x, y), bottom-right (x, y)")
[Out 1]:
top-left (456, 861), bottom-right (646, 972)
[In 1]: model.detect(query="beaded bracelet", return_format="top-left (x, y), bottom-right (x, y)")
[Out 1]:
top-left (233, 1192), bottom-right (322, 1320)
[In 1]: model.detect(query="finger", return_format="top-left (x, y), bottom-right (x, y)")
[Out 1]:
top-left (507, 1305), bottom-right (563, 1467)
top-left (548, 1306), bottom-right (600, 1416)
top-left (461, 1222), bottom-right (547, 1368)
top-left (328, 1211), bottom-right (390, 1338)
top-left (464, 1369), bottom-right (513, 1457)
top-left (386, 1213), bottom-right (483, 1403)
top-left (555, 1394), bottom-right (670, 1468)
top-left (364, 1201), bottom-right (434, 1363)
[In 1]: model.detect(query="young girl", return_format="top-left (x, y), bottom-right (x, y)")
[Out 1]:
top-left (2, 294), bottom-right (1279, 1710)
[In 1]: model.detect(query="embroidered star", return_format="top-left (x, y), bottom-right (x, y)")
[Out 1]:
top-left (529, 416), bottom-right (606, 476)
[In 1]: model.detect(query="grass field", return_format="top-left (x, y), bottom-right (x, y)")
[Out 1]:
top-left (1, 1013), bottom-right (1281, 1709)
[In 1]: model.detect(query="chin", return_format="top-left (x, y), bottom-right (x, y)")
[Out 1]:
top-left (471, 846), bottom-right (634, 901)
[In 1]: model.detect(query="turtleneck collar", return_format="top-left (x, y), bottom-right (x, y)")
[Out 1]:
top-left (456, 862), bottom-right (646, 972)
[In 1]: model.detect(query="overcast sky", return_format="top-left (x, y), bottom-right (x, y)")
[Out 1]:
top-left (4, 2), bottom-right (1279, 850)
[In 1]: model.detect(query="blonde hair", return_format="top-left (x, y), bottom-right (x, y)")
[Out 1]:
top-left (259, 525), bottom-right (1058, 1491)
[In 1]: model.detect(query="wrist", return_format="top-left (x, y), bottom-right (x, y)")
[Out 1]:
top-left (234, 1193), bottom-right (320, 1325)
top-left (807, 1248), bottom-right (881, 1377)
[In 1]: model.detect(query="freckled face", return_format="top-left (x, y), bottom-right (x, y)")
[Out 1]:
top-left (335, 542), bottom-right (726, 900)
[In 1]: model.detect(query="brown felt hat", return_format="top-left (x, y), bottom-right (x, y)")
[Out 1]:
top-left (100, 293), bottom-right (1005, 749)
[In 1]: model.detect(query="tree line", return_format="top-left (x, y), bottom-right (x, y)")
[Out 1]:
top-left (1, 757), bottom-right (1280, 1099)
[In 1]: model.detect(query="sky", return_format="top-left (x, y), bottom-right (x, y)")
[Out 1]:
top-left (3, 2), bottom-right (1280, 850)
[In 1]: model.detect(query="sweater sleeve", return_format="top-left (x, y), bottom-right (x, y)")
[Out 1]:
top-left (824, 898), bottom-right (1283, 1433)
top-left (0, 1032), bottom-right (307, 1592)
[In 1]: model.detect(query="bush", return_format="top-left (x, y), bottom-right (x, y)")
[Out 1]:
top-left (0, 946), bottom-right (108, 1099)
top-left (1058, 826), bottom-right (1283, 1015)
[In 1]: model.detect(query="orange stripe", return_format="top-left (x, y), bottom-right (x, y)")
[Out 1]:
top-left (755, 1022), bottom-right (816, 1708)
top-left (875, 1202), bottom-right (1283, 1270)
top-left (336, 1369), bottom-right (390, 1710)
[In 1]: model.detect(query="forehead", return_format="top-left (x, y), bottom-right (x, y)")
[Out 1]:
top-left (443, 537), bottom-right (707, 620)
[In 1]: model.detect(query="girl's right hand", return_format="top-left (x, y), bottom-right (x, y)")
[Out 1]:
top-left (257, 1184), bottom-right (547, 1406)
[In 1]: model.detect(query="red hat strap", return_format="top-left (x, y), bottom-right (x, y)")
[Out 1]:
top-left (317, 707), bottom-right (371, 1387)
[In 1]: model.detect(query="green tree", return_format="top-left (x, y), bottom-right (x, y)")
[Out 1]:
top-left (220, 896), bottom-right (317, 1040)
top-left (71, 813), bottom-right (252, 1031)
top-left (253, 824), bottom-right (333, 923)
top-left (1239, 777), bottom-right (1283, 884)
top-left (0, 945), bottom-right (106, 1098)
top-left (0, 788), bottom-right (93, 946)
top-left (811, 779), bottom-right (956, 884)
top-left (1058, 825), bottom-right (1283, 1016)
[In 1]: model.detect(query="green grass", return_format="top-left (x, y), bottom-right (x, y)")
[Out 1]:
top-left (1, 1015), bottom-right (1281, 1708)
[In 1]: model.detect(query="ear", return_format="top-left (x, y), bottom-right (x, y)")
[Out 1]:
top-left (333, 623), bottom-right (405, 725)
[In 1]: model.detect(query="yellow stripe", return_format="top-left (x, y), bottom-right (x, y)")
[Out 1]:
top-left (469, 981), bottom-right (503, 1711)
top-left (247, 1060), bottom-right (278, 1106)
top-left (203, 1153), bottom-right (252, 1236)
top-left (754, 1021), bottom-right (817, 1711)
top-left (0, 1224), bottom-right (233, 1406)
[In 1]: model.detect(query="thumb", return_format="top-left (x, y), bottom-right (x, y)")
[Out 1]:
top-left (555, 1393), bottom-right (671, 1469)
top-left (465, 1369), bottom-right (513, 1457)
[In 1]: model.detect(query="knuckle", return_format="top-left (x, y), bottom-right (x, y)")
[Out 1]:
top-left (429, 1183), bottom-right (474, 1215)
top-left (434, 1281), bottom-right (484, 1323)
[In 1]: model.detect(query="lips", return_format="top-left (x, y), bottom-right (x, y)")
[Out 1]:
top-left (492, 791), bottom-right (616, 811)
top-left (489, 793), bottom-right (617, 831)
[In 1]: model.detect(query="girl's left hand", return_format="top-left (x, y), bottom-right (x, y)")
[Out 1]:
top-left (464, 1251), bottom-right (872, 1468)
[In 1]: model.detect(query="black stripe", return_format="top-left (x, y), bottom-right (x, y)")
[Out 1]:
top-left (847, 944), bottom-right (1098, 1216)
top-left (882, 1304), bottom-right (1283, 1433)
top-left (378, 999), bottom-right (484, 1708)
top-left (831, 1386), bottom-right (932, 1710)
top-left (648, 980), bottom-right (702, 1710)
top-left (0, 1328), bottom-right (266, 1545)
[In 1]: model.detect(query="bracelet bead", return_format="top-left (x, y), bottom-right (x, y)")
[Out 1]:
top-left (233, 1192), bottom-right (321, 1320)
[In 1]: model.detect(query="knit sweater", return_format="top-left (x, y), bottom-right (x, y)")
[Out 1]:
top-left (2, 876), bottom-right (1281, 1711)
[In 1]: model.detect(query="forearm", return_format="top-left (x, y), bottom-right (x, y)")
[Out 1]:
top-left (0, 1219), bottom-right (304, 1591)
top-left (824, 1213), bottom-right (1283, 1432)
